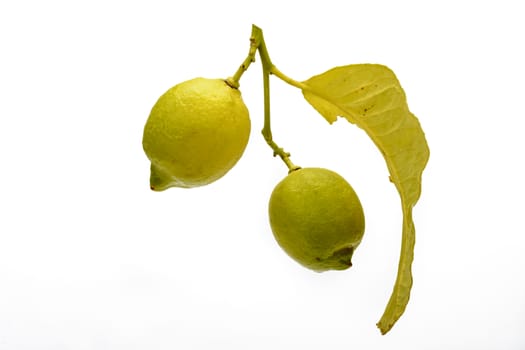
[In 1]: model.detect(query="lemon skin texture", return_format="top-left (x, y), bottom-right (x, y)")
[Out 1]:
top-left (142, 78), bottom-right (251, 190)
top-left (268, 168), bottom-right (365, 272)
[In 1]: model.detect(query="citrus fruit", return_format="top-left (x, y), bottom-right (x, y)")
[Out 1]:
top-left (142, 78), bottom-right (251, 190)
top-left (268, 167), bottom-right (365, 272)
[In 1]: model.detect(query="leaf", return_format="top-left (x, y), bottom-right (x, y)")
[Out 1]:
top-left (301, 64), bottom-right (430, 334)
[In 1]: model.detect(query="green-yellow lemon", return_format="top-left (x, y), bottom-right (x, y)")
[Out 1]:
top-left (268, 167), bottom-right (365, 272)
top-left (142, 78), bottom-right (251, 190)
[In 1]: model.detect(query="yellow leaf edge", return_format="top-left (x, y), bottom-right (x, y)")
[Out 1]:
top-left (300, 64), bottom-right (430, 334)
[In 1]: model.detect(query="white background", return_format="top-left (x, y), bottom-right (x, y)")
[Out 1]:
top-left (1, 1), bottom-right (524, 349)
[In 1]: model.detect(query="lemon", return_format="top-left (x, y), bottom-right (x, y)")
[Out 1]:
top-left (142, 78), bottom-right (251, 190)
top-left (268, 167), bottom-right (365, 272)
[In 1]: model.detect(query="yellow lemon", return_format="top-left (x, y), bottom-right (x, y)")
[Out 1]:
top-left (142, 78), bottom-right (251, 190)
top-left (268, 168), bottom-right (365, 272)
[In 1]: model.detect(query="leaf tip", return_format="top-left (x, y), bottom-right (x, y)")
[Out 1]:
top-left (376, 320), bottom-right (392, 335)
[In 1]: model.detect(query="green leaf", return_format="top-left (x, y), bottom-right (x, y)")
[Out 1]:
top-left (302, 64), bottom-right (430, 334)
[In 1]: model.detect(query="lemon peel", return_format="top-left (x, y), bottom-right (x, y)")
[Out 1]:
top-left (268, 168), bottom-right (365, 272)
top-left (142, 78), bottom-right (251, 190)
